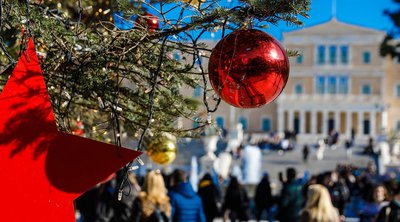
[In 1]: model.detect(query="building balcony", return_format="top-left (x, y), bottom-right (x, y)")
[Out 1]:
top-left (277, 93), bottom-right (383, 105)
top-left (289, 66), bottom-right (384, 77)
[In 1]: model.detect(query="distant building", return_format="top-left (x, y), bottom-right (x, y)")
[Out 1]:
top-left (181, 18), bottom-right (400, 143)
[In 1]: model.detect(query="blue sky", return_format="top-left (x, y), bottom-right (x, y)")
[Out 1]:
top-left (263, 0), bottom-right (398, 40)
top-left (200, 0), bottom-right (398, 40)
top-left (128, 0), bottom-right (398, 40)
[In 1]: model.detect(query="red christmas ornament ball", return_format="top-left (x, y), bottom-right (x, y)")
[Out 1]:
top-left (72, 120), bottom-right (85, 136)
top-left (208, 29), bottom-right (289, 108)
top-left (135, 12), bottom-right (159, 31)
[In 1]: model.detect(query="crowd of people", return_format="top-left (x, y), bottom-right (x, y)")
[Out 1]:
top-left (256, 130), bottom-right (298, 152)
top-left (75, 160), bottom-right (400, 222)
top-left (255, 128), bottom-right (341, 156)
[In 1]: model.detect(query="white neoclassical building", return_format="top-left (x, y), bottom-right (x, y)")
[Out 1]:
top-left (182, 18), bottom-right (400, 143)
top-left (278, 18), bottom-right (387, 141)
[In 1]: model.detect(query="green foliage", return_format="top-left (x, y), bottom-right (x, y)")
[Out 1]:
top-left (381, 0), bottom-right (400, 60)
top-left (0, 0), bottom-right (310, 144)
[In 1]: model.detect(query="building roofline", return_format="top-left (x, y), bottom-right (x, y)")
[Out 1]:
top-left (283, 17), bottom-right (386, 36)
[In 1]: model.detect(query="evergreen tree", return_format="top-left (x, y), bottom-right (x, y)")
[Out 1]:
top-left (381, 0), bottom-right (400, 61)
top-left (0, 0), bottom-right (310, 146)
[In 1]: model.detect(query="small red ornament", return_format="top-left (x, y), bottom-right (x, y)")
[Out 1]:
top-left (208, 29), bottom-right (289, 108)
top-left (135, 12), bottom-right (159, 31)
top-left (72, 120), bottom-right (85, 136)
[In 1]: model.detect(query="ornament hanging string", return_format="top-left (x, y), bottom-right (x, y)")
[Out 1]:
top-left (0, 37), bottom-right (15, 66)
top-left (56, 0), bottom-right (84, 132)
top-left (0, 0), bottom-right (2, 30)
top-left (0, 0), bottom-right (14, 66)
top-left (136, 36), bottom-right (169, 153)
top-left (0, 0), bottom-right (15, 68)
top-left (198, 18), bottom-right (230, 114)
top-left (111, 53), bottom-right (125, 148)
top-left (24, 0), bottom-right (32, 37)
top-left (117, 36), bottom-right (169, 201)
top-left (17, 0), bottom-right (33, 60)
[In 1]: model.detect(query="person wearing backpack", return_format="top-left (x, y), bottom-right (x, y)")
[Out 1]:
top-left (132, 170), bottom-right (171, 222)
top-left (168, 169), bottom-right (206, 222)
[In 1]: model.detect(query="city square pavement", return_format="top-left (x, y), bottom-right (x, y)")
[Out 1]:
top-left (169, 139), bottom-right (372, 188)
top-left (260, 143), bottom-right (371, 194)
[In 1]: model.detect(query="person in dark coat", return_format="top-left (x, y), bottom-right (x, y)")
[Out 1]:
top-left (302, 144), bottom-right (310, 163)
top-left (75, 185), bottom-right (101, 222)
top-left (329, 172), bottom-right (350, 217)
top-left (112, 172), bottom-right (141, 222)
top-left (96, 178), bottom-right (117, 222)
top-left (222, 177), bottom-right (250, 222)
top-left (198, 173), bottom-right (221, 222)
top-left (254, 173), bottom-right (273, 222)
top-left (168, 169), bottom-right (206, 222)
top-left (276, 168), bottom-right (304, 222)
top-left (375, 184), bottom-right (400, 222)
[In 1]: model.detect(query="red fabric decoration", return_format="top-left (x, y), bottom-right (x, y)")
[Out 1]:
top-left (208, 29), bottom-right (290, 108)
top-left (0, 38), bottom-right (141, 221)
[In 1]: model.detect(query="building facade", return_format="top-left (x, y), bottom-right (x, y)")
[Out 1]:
top-left (182, 19), bottom-right (400, 143)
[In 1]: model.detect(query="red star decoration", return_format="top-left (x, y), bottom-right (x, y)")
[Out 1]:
top-left (0, 38), bottom-right (141, 221)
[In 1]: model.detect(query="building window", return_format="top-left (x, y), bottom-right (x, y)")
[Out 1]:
top-left (316, 76), bottom-right (325, 94)
top-left (216, 116), bottom-right (224, 129)
top-left (238, 116), bottom-right (248, 130)
top-left (262, 118), bottom-right (271, 132)
top-left (296, 53), bottom-right (303, 64)
top-left (327, 76), bottom-right (337, 94)
top-left (340, 45), bottom-right (349, 64)
top-left (193, 85), bottom-right (202, 97)
top-left (363, 52), bottom-right (371, 64)
top-left (317, 45), bottom-right (325, 64)
top-left (338, 76), bottom-right (349, 94)
top-left (361, 84), bottom-right (371, 95)
top-left (363, 120), bottom-right (370, 135)
top-left (294, 84), bottom-right (303, 94)
top-left (396, 84), bottom-right (400, 98)
top-left (329, 45), bottom-right (337, 65)
top-left (396, 121), bottom-right (400, 131)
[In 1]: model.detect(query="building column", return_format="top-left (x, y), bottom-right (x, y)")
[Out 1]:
top-left (325, 45), bottom-right (329, 64)
top-left (358, 111), bottom-right (364, 136)
top-left (288, 109), bottom-right (294, 130)
top-left (335, 111), bottom-right (340, 132)
top-left (300, 110), bottom-right (306, 134)
top-left (311, 110), bottom-right (317, 134)
top-left (278, 108), bottom-right (284, 133)
top-left (336, 45), bottom-right (340, 64)
top-left (346, 111), bottom-right (352, 138)
top-left (229, 106), bottom-right (236, 131)
top-left (370, 111), bottom-right (376, 136)
top-left (322, 110), bottom-right (328, 135)
top-left (382, 110), bottom-right (388, 131)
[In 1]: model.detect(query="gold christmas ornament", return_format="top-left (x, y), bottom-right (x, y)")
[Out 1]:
top-left (182, 0), bottom-right (204, 7)
top-left (144, 133), bottom-right (177, 165)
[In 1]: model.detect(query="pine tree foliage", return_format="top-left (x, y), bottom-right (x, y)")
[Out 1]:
top-left (381, 0), bottom-right (400, 61)
top-left (0, 0), bottom-right (310, 144)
